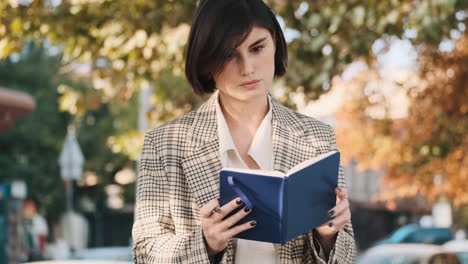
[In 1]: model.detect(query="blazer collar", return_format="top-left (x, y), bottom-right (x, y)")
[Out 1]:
top-left (186, 90), bottom-right (306, 149)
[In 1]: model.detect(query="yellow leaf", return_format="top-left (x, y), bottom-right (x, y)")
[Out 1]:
top-left (0, 38), bottom-right (12, 58)
top-left (351, 6), bottom-right (366, 27)
top-left (10, 17), bottom-right (22, 34)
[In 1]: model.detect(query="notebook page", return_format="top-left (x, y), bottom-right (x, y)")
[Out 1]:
top-left (221, 168), bottom-right (285, 178)
top-left (285, 151), bottom-right (337, 177)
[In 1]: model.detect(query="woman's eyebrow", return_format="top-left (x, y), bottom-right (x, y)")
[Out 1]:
top-left (248, 37), bottom-right (267, 48)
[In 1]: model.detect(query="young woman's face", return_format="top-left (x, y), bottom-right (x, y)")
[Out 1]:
top-left (213, 26), bottom-right (276, 103)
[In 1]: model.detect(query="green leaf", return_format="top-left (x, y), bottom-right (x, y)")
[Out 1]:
top-left (309, 34), bottom-right (329, 52)
top-left (386, 10), bottom-right (399, 25)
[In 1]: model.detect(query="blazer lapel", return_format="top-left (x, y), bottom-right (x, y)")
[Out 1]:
top-left (182, 92), bottom-right (223, 209)
top-left (270, 94), bottom-right (317, 173)
top-left (181, 108), bottom-right (238, 264)
top-left (269, 95), bottom-right (319, 263)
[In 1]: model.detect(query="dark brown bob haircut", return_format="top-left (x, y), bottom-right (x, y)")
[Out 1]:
top-left (185, 0), bottom-right (288, 96)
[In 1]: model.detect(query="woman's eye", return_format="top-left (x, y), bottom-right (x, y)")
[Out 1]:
top-left (251, 45), bottom-right (264, 53)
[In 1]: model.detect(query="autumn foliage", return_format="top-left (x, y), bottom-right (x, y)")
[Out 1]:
top-left (336, 35), bottom-right (468, 206)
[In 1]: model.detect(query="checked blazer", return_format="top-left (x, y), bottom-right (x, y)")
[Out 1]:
top-left (132, 92), bottom-right (357, 264)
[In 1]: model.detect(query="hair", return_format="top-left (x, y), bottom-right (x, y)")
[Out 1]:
top-left (185, 0), bottom-right (288, 96)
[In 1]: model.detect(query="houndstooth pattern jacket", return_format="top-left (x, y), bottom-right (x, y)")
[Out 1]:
top-left (132, 92), bottom-right (356, 264)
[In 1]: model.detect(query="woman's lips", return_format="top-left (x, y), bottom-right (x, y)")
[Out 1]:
top-left (240, 80), bottom-right (260, 88)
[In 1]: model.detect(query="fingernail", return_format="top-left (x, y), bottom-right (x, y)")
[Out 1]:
top-left (236, 199), bottom-right (243, 205)
top-left (250, 221), bottom-right (257, 226)
top-left (328, 210), bottom-right (335, 217)
top-left (244, 207), bottom-right (251, 212)
top-left (328, 222), bottom-right (334, 227)
top-left (337, 187), bottom-right (342, 192)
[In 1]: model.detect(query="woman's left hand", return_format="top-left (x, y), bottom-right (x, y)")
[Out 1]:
top-left (315, 187), bottom-right (351, 239)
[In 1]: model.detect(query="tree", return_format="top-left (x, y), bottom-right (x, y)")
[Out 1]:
top-left (1, 0), bottom-right (465, 109)
top-left (0, 41), bottom-right (70, 222)
top-left (1, 0), bottom-right (465, 159)
top-left (0, 41), bottom-right (134, 224)
top-left (335, 34), bottom-right (468, 207)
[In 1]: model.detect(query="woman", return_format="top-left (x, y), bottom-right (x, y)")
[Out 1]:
top-left (132, 0), bottom-right (356, 263)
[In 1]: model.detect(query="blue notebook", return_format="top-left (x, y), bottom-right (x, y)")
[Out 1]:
top-left (219, 151), bottom-right (339, 245)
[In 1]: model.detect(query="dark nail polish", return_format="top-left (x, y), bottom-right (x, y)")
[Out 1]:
top-left (236, 199), bottom-right (243, 205)
top-left (328, 222), bottom-right (334, 227)
top-left (250, 221), bottom-right (257, 226)
top-left (328, 210), bottom-right (335, 217)
top-left (244, 207), bottom-right (251, 212)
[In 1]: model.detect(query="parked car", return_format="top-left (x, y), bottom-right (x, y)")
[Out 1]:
top-left (443, 239), bottom-right (468, 263)
top-left (24, 246), bottom-right (133, 264)
top-left (357, 244), bottom-right (462, 264)
top-left (25, 261), bottom-right (131, 264)
top-left (374, 224), bottom-right (453, 246)
top-left (70, 246), bottom-right (133, 261)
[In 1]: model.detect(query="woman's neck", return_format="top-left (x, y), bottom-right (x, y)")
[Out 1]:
top-left (218, 93), bottom-right (269, 131)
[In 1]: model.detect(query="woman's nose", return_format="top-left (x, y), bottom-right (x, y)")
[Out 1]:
top-left (240, 57), bottom-right (254, 76)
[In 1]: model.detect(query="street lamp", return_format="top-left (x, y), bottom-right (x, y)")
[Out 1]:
top-left (58, 128), bottom-right (87, 252)
top-left (58, 128), bottom-right (84, 213)
top-left (432, 173), bottom-right (452, 228)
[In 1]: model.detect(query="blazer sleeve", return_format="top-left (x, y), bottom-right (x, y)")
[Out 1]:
top-left (132, 132), bottom-right (212, 264)
top-left (307, 125), bottom-right (357, 264)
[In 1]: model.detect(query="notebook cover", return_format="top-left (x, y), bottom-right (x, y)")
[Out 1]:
top-left (219, 171), bottom-right (284, 243)
top-left (219, 151), bottom-right (340, 244)
top-left (283, 152), bottom-right (340, 243)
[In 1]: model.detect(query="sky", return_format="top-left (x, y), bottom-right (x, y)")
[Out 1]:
top-left (300, 35), bottom-right (419, 124)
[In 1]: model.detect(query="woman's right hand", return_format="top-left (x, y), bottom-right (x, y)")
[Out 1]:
top-left (200, 197), bottom-right (256, 257)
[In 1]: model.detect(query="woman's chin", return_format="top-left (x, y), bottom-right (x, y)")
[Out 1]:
top-left (234, 87), bottom-right (267, 101)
